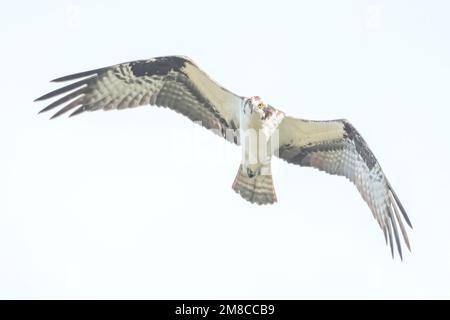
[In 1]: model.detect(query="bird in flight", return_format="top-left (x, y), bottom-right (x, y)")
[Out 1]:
top-left (35, 55), bottom-right (412, 259)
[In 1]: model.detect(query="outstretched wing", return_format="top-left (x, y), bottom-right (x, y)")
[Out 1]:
top-left (277, 116), bottom-right (412, 259)
top-left (35, 56), bottom-right (242, 144)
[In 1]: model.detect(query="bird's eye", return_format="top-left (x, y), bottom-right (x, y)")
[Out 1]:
top-left (258, 103), bottom-right (264, 109)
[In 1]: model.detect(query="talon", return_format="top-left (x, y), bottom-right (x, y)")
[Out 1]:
top-left (246, 168), bottom-right (256, 178)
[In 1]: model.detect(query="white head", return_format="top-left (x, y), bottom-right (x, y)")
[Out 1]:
top-left (242, 96), bottom-right (272, 120)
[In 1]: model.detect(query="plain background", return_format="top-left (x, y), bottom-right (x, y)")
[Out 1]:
top-left (1, 0), bottom-right (449, 299)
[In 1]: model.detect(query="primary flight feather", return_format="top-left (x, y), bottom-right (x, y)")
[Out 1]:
top-left (35, 55), bottom-right (412, 259)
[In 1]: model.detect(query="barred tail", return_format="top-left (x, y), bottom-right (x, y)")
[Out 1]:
top-left (232, 164), bottom-right (277, 205)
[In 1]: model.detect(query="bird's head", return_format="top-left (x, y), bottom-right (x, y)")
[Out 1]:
top-left (244, 96), bottom-right (270, 119)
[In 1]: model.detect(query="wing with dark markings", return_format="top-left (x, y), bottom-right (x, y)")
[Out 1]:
top-left (35, 56), bottom-right (242, 144)
top-left (277, 116), bottom-right (412, 259)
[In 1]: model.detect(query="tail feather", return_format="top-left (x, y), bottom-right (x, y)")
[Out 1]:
top-left (232, 165), bottom-right (277, 205)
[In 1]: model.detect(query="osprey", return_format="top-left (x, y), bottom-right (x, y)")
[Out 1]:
top-left (35, 55), bottom-right (412, 259)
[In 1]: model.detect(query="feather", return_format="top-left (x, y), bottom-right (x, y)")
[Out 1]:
top-left (34, 77), bottom-right (94, 101)
top-left (38, 87), bottom-right (86, 114)
top-left (386, 217), bottom-right (394, 259)
top-left (388, 206), bottom-right (403, 260)
top-left (388, 182), bottom-right (412, 228)
top-left (69, 105), bottom-right (87, 117)
top-left (277, 117), bottom-right (412, 259)
top-left (390, 193), bottom-right (411, 251)
top-left (51, 67), bottom-right (106, 82)
top-left (50, 97), bottom-right (83, 119)
top-left (35, 56), bottom-right (241, 144)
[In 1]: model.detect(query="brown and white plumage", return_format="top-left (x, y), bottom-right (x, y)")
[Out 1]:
top-left (35, 56), bottom-right (241, 144)
top-left (277, 117), bottom-right (412, 259)
top-left (35, 55), bottom-right (412, 259)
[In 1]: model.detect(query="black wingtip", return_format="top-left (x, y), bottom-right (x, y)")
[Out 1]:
top-left (388, 182), bottom-right (413, 229)
top-left (34, 94), bottom-right (50, 102)
top-left (49, 113), bottom-right (60, 120)
top-left (69, 106), bottom-right (86, 117)
top-left (386, 218), bottom-right (394, 259)
top-left (48, 97), bottom-right (83, 119)
top-left (50, 67), bottom-right (105, 82)
top-left (388, 208), bottom-right (403, 261)
top-left (37, 88), bottom-right (86, 115)
top-left (50, 109), bottom-right (73, 119)
top-left (34, 77), bottom-right (93, 102)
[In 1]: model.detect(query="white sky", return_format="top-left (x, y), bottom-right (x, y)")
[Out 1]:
top-left (1, 0), bottom-right (450, 299)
